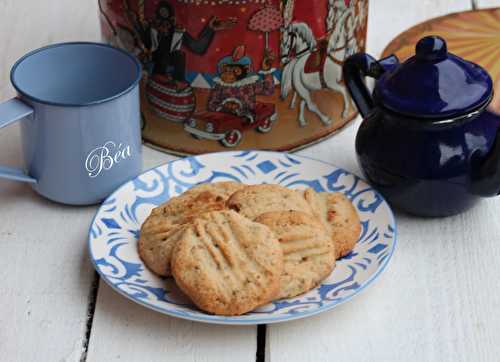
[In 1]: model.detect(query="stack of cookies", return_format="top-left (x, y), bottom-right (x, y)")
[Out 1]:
top-left (138, 182), bottom-right (361, 316)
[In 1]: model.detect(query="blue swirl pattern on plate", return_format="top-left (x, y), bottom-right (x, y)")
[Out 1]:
top-left (88, 151), bottom-right (397, 325)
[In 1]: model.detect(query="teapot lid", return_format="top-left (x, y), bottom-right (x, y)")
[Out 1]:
top-left (374, 36), bottom-right (493, 119)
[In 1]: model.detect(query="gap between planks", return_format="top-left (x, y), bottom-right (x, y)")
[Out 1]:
top-left (80, 272), bottom-right (100, 362)
top-left (257, 325), bottom-right (267, 362)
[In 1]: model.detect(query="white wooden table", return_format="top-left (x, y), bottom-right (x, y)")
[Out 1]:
top-left (1, 1), bottom-right (500, 361)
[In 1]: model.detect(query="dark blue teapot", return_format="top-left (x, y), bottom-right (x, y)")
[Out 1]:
top-left (343, 36), bottom-right (500, 217)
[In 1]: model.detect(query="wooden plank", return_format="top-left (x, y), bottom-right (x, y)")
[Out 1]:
top-left (267, 1), bottom-right (500, 362)
top-left (266, 202), bottom-right (500, 362)
top-left (86, 283), bottom-right (257, 362)
top-left (475, 0), bottom-right (500, 9)
top-left (0, 126), bottom-right (97, 362)
top-left (0, 1), bottom-right (101, 361)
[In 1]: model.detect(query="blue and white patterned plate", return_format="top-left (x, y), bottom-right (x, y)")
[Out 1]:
top-left (88, 151), bottom-right (396, 325)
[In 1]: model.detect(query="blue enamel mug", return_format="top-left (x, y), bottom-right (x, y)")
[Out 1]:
top-left (0, 42), bottom-right (142, 205)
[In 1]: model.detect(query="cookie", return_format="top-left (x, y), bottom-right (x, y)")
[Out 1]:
top-left (304, 188), bottom-right (361, 258)
top-left (183, 181), bottom-right (245, 200)
top-left (256, 211), bottom-right (336, 299)
top-left (138, 190), bottom-right (227, 276)
top-left (227, 184), bottom-right (313, 220)
top-left (150, 188), bottom-right (228, 220)
top-left (171, 210), bottom-right (283, 316)
top-left (138, 223), bottom-right (185, 277)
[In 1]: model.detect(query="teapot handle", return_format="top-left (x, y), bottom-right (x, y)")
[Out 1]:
top-left (343, 53), bottom-right (399, 118)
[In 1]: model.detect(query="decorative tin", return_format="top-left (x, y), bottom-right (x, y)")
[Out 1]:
top-left (99, 0), bottom-right (368, 155)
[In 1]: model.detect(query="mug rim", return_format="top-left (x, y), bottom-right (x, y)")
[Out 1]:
top-left (10, 42), bottom-right (142, 107)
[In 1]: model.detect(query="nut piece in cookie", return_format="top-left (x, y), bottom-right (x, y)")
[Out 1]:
top-left (171, 210), bottom-right (283, 316)
top-left (227, 184), bottom-right (313, 220)
top-left (256, 211), bottom-right (336, 299)
top-left (304, 188), bottom-right (361, 258)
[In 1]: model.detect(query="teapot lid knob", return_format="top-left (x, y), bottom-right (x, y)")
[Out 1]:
top-left (416, 36), bottom-right (448, 62)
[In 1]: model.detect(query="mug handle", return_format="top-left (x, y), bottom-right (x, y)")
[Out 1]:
top-left (0, 99), bottom-right (37, 183)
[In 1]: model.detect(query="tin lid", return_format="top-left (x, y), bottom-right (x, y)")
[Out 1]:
top-left (374, 36), bottom-right (493, 119)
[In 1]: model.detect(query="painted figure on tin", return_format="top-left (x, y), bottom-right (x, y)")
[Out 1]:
top-left (127, 1), bottom-right (237, 89)
top-left (280, 0), bottom-right (357, 127)
top-left (208, 45), bottom-right (275, 123)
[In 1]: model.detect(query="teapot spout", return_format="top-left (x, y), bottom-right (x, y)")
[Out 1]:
top-left (471, 113), bottom-right (500, 197)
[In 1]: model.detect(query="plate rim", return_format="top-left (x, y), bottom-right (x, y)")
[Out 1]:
top-left (88, 150), bottom-right (397, 325)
